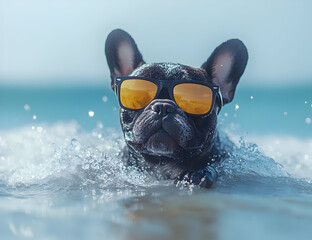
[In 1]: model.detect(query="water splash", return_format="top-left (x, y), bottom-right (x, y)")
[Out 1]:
top-left (244, 134), bottom-right (312, 182)
top-left (0, 122), bottom-right (312, 199)
top-left (0, 122), bottom-right (157, 199)
top-left (216, 132), bottom-right (288, 185)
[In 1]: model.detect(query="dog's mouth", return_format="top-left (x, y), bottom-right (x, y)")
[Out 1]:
top-left (146, 129), bottom-right (180, 155)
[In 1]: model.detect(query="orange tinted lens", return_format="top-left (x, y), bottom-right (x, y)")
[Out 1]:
top-left (120, 79), bottom-right (157, 109)
top-left (173, 83), bottom-right (213, 115)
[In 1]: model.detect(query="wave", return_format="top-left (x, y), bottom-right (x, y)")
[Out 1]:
top-left (0, 122), bottom-right (311, 198)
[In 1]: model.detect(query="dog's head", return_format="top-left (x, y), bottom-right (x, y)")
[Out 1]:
top-left (105, 29), bottom-right (248, 165)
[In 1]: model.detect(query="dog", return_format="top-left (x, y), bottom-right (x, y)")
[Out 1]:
top-left (105, 29), bottom-right (248, 188)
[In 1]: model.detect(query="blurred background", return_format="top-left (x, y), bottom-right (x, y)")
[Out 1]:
top-left (0, 0), bottom-right (311, 135)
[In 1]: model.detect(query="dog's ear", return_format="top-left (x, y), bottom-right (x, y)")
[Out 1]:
top-left (105, 29), bottom-right (144, 89)
top-left (201, 39), bottom-right (248, 104)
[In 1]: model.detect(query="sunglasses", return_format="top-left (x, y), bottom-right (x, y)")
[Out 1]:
top-left (114, 77), bottom-right (223, 116)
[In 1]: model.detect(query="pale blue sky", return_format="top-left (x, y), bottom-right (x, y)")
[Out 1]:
top-left (0, 0), bottom-right (312, 86)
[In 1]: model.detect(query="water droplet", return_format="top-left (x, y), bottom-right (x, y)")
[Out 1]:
top-left (97, 121), bottom-right (103, 129)
top-left (37, 126), bottom-right (43, 133)
top-left (304, 101), bottom-right (308, 104)
top-left (283, 112), bottom-right (288, 116)
top-left (32, 115), bottom-right (37, 120)
top-left (24, 104), bottom-right (31, 111)
top-left (305, 117), bottom-right (311, 125)
top-left (235, 104), bottom-right (239, 111)
top-left (88, 110), bottom-right (94, 117)
top-left (250, 96), bottom-right (254, 100)
top-left (304, 154), bottom-right (310, 160)
top-left (224, 112), bottom-right (228, 117)
top-left (71, 138), bottom-right (81, 151)
top-left (102, 96), bottom-right (108, 102)
top-left (82, 163), bottom-right (90, 170)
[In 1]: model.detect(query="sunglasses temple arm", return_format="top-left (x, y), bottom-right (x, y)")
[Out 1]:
top-left (217, 89), bottom-right (223, 114)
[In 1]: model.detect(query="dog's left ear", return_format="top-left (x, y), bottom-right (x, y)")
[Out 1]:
top-left (105, 29), bottom-right (145, 89)
top-left (201, 39), bottom-right (248, 104)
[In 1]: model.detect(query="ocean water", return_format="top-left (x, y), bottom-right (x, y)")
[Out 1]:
top-left (0, 84), bottom-right (312, 240)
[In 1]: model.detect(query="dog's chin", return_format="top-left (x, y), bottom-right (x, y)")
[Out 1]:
top-left (145, 130), bottom-right (180, 156)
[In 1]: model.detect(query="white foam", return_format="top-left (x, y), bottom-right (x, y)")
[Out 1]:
top-left (0, 122), bottom-right (311, 193)
top-left (245, 135), bottom-right (312, 180)
top-left (222, 129), bottom-right (312, 181)
top-left (0, 122), bottom-right (153, 191)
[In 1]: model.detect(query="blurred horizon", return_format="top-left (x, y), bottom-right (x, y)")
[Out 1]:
top-left (1, 0), bottom-right (312, 87)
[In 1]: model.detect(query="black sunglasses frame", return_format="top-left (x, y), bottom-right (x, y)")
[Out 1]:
top-left (114, 76), bottom-right (223, 116)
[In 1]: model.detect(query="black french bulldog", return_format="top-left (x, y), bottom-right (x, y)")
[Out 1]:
top-left (105, 29), bottom-right (248, 188)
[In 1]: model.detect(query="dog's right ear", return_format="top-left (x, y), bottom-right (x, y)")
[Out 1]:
top-left (105, 29), bottom-right (144, 89)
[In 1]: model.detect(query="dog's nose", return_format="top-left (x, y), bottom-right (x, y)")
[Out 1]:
top-left (150, 100), bottom-right (177, 116)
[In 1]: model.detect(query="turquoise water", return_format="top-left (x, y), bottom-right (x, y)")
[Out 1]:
top-left (0, 84), bottom-right (312, 239)
top-left (1, 85), bottom-right (311, 136)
